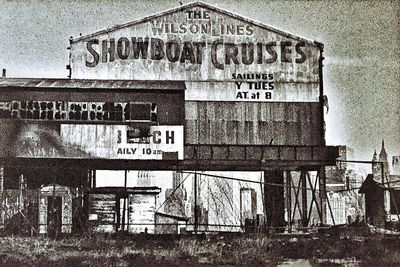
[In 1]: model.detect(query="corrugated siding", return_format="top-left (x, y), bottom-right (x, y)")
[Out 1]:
top-left (185, 101), bottom-right (323, 146)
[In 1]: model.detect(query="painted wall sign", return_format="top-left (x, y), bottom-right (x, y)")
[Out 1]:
top-left (69, 3), bottom-right (321, 103)
top-left (66, 2), bottom-right (325, 146)
top-left (84, 37), bottom-right (307, 70)
top-left (60, 125), bottom-right (184, 160)
top-left (2, 122), bottom-right (183, 159)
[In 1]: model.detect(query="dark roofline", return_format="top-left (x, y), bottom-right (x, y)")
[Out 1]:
top-left (0, 78), bottom-right (186, 91)
top-left (359, 174), bottom-right (400, 193)
top-left (88, 186), bottom-right (161, 195)
top-left (70, 1), bottom-right (321, 48)
top-left (155, 211), bottom-right (188, 221)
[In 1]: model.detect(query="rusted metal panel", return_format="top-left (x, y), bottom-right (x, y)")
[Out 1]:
top-left (280, 147), bottom-right (297, 161)
top-left (263, 147), bottom-right (281, 161)
top-left (185, 102), bottom-right (323, 145)
top-left (198, 120), bottom-right (211, 144)
top-left (184, 120), bottom-right (197, 144)
top-left (229, 146), bottom-right (246, 160)
top-left (184, 146), bottom-right (195, 160)
top-left (296, 147), bottom-right (313, 161)
top-left (181, 145), bottom-right (339, 164)
top-left (246, 146), bottom-right (262, 161)
top-left (212, 146), bottom-right (228, 160)
top-left (197, 146), bottom-right (212, 160)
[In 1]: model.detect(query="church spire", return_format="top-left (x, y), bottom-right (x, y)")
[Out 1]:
top-left (372, 149), bottom-right (380, 177)
top-left (372, 149), bottom-right (378, 161)
top-left (379, 139), bottom-right (389, 177)
top-left (379, 139), bottom-right (387, 160)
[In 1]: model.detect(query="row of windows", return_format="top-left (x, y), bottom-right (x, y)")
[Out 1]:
top-left (0, 101), bottom-right (157, 123)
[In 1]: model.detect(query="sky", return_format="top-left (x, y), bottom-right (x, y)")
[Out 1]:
top-left (0, 0), bottom-right (399, 171)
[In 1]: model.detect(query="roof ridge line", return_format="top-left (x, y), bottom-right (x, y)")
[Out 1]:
top-left (70, 1), bottom-right (320, 47)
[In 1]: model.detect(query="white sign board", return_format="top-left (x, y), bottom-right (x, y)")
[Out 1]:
top-left (60, 125), bottom-right (184, 160)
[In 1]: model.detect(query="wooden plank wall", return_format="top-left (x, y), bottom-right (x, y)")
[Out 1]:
top-left (185, 101), bottom-right (323, 146)
top-left (128, 194), bottom-right (156, 234)
top-left (88, 193), bottom-right (116, 233)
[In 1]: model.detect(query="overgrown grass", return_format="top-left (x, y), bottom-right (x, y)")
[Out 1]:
top-left (0, 234), bottom-right (398, 266)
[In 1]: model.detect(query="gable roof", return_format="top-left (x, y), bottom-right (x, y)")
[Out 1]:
top-left (70, 1), bottom-right (321, 48)
top-left (359, 174), bottom-right (400, 193)
top-left (155, 211), bottom-right (188, 221)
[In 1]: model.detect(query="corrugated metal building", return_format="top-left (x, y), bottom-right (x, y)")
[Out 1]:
top-left (0, 2), bottom-right (338, 234)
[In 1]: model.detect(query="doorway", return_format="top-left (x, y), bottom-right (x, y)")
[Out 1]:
top-left (47, 196), bottom-right (62, 236)
top-left (116, 196), bottom-right (129, 232)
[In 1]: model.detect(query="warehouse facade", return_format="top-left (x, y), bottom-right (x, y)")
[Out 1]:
top-left (0, 2), bottom-right (338, 235)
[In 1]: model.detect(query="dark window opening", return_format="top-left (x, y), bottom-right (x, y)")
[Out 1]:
top-left (0, 101), bottom-right (158, 124)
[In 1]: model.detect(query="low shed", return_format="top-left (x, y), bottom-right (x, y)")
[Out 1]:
top-left (155, 212), bottom-right (188, 234)
top-left (359, 174), bottom-right (400, 228)
top-left (88, 187), bottom-right (161, 233)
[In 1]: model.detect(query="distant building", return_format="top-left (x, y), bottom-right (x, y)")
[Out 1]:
top-left (326, 145), bottom-right (354, 182)
top-left (187, 173), bottom-right (208, 232)
top-left (372, 140), bottom-right (390, 181)
top-left (207, 177), bottom-right (238, 231)
top-left (137, 171), bottom-right (153, 187)
top-left (393, 156), bottom-right (400, 176)
top-left (240, 188), bottom-right (257, 225)
top-left (326, 191), bottom-right (346, 225)
top-left (164, 171), bottom-right (187, 217)
top-left (359, 140), bottom-right (400, 229)
top-left (325, 145), bottom-right (363, 225)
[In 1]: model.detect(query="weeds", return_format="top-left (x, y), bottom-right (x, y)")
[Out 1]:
top-left (0, 234), bottom-right (398, 266)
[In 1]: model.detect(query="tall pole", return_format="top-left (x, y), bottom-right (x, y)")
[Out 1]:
top-left (51, 175), bottom-right (56, 237)
top-left (285, 171), bottom-right (292, 233)
top-left (0, 165), bottom-right (4, 227)
top-left (301, 170), bottom-right (308, 227)
top-left (122, 170), bottom-right (127, 231)
top-left (194, 171), bottom-right (198, 234)
top-left (92, 170), bottom-right (96, 188)
top-left (319, 166), bottom-right (327, 225)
